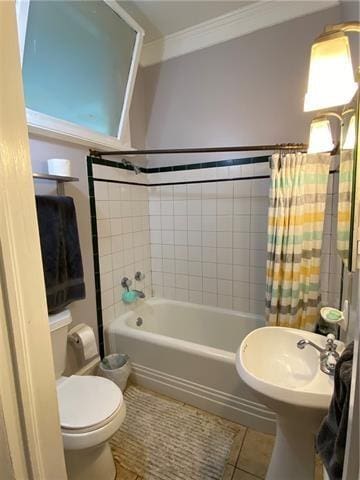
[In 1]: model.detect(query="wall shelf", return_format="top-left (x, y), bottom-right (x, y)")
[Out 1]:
top-left (32, 172), bottom-right (79, 194)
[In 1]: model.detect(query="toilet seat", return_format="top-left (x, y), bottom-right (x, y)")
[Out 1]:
top-left (57, 375), bottom-right (123, 432)
top-left (57, 375), bottom-right (126, 451)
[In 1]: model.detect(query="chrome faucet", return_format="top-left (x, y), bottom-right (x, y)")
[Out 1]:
top-left (297, 334), bottom-right (339, 375)
top-left (132, 289), bottom-right (145, 299)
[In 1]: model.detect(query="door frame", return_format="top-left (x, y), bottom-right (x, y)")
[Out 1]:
top-left (0, 2), bottom-right (67, 478)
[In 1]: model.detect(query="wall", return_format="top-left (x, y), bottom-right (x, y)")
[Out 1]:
top-left (141, 6), bottom-right (343, 167)
top-left (91, 162), bottom-right (152, 341)
top-left (149, 163), bottom-right (269, 313)
top-left (30, 136), bottom-right (98, 346)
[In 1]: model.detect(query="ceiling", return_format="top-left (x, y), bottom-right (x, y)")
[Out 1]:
top-left (119, 1), bottom-right (256, 43)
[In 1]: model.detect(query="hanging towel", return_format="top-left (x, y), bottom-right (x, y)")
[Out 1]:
top-left (35, 196), bottom-right (86, 313)
top-left (316, 342), bottom-right (354, 480)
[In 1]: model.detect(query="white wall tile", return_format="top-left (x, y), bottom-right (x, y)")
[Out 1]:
top-left (234, 181), bottom-right (251, 197)
top-left (233, 215), bottom-right (250, 232)
top-left (175, 230), bottom-right (188, 245)
top-left (217, 248), bottom-right (232, 264)
top-left (175, 274), bottom-right (188, 289)
top-left (175, 259), bottom-right (188, 274)
top-left (217, 264), bottom-right (233, 280)
top-left (151, 244), bottom-right (162, 258)
top-left (94, 181), bottom-right (108, 200)
top-left (161, 215), bottom-right (174, 230)
top-left (202, 215), bottom-right (216, 232)
top-left (202, 231), bottom-right (217, 247)
top-left (162, 245), bottom-right (175, 258)
top-left (203, 277), bottom-right (217, 293)
top-left (189, 290), bottom-right (203, 304)
top-left (174, 215), bottom-right (187, 230)
top-left (187, 199), bottom-right (201, 215)
top-left (233, 249), bottom-right (250, 266)
top-left (217, 232), bottom-right (232, 248)
top-left (217, 181), bottom-right (233, 198)
top-left (188, 215), bottom-right (202, 231)
top-left (202, 199), bottom-right (216, 215)
top-left (189, 276), bottom-right (203, 291)
top-left (202, 247), bottom-right (217, 263)
top-left (97, 219), bottom-right (111, 238)
top-left (175, 288), bottom-right (189, 302)
top-left (162, 230), bottom-right (174, 245)
top-left (233, 198), bottom-right (251, 215)
top-left (175, 245), bottom-right (188, 260)
top-left (203, 262), bottom-right (217, 278)
top-left (188, 261), bottom-right (202, 277)
top-left (217, 215), bottom-right (233, 232)
top-left (217, 294), bottom-right (233, 309)
top-left (188, 246), bottom-right (201, 261)
top-left (188, 230), bottom-right (202, 246)
top-left (98, 237), bottom-right (112, 256)
top-left (162, 258), bottom-right (175, 273)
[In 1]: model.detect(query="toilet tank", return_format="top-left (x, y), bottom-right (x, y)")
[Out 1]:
top-left (49, 310), bottom-right (72, 379)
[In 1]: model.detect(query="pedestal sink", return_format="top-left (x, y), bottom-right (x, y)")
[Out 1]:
top-left (235, 326), bottom-right (344, 480)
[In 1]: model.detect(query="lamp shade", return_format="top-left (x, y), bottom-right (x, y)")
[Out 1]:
top-left (304, 33), bottom-right (358, 112)
top-left (343, 114), bottom-right (356, 150)
top-left (308, 118), bottom-right (334, 153)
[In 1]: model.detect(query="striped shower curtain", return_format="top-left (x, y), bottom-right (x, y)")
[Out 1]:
top-left (265, 153), bottom-right (330, 331)
top-left (337, 150), bottom-right (353, 267)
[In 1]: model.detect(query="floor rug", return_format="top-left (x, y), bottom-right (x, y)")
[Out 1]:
top-left (111, 385), bottom-right (240, 480)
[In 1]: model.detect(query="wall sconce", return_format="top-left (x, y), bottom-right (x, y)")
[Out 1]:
top-left (343, 114), bottom-right (356, 150)
top-left (308, 112), bottom-right (342, 154)
top-left (304, 22), bottom-right (359, 112)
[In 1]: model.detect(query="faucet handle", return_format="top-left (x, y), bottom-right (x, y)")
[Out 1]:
top-left (135, 271), bottom-right (145, 281)
top-left (121, 277), bottom-right (132, 291)
top-left (325, 333), bottom-right (337, 351)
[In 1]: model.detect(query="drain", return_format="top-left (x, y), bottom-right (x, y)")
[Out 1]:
top-left (136, 317), bottom-right (143, 327)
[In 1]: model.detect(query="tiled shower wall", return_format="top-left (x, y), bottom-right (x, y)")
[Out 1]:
top-left (149, 174), bottom-right (269, 314)
top-left (93, 167), bottom-right (152, 330)
top-left (91, 159), bottom-right (342, 332)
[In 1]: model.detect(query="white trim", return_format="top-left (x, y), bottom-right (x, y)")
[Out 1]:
top-left (141, 0), bottom-right (340, 66)
top-left (131, 362), bottom-right (276, 434)
top-left (16, 0), bottom-right (144, 150)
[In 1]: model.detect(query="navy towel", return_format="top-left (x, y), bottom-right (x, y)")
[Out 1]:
top-left (35, 196), bottom-right (86, 313)
top-left (316, 341), bottom-right (354, 480)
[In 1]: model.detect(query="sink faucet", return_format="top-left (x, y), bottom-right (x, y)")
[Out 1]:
top-left (297, 334), bottom-right (339, 375)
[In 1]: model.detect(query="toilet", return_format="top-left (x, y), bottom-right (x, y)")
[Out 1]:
top-left (49, 310), bottom-right (126, 480)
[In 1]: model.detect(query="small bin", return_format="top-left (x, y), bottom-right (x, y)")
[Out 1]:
top-left (98, 353), bottom-right (131, 392)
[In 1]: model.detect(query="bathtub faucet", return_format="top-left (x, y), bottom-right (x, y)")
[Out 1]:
top-left (133, 289), bottom-right (145, 299)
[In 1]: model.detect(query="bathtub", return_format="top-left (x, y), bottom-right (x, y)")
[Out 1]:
top-left (105, 298), bottom-right (276, 433)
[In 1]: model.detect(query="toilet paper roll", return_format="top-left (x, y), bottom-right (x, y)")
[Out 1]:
top-left (68, 323), bottom-right (98, 360)
top-left (48, 158), bottom-right (71, 177)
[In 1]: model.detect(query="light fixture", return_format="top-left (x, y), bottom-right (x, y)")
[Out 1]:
top-left (343, 114), bottom-right (356, 150)
top-left (308, 117), bottom-right (334, 153)
top-left (304, 22), bottom-right (360, 112)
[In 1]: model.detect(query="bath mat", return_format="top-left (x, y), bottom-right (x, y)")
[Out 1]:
top-left (111, 385), bottom-right (241, 480)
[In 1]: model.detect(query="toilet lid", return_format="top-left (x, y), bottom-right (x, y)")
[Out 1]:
top-left (57, 375), bottom-right (123, 430)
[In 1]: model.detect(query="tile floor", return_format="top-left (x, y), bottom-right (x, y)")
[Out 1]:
top-left (114, 393), bottom-right (323, 480)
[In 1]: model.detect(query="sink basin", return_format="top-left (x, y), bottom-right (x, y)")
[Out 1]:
top-left (235, 326), bottom-right (344, 480)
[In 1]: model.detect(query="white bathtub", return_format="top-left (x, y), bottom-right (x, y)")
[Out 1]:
top-left (105, 298), bottom-right (276, 433)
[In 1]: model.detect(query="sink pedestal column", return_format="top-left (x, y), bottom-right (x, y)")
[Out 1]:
top-left (266, 416), bottom-right (316, 480)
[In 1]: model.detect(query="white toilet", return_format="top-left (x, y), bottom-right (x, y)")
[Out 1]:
top-left (49, 310), bottom-right (126, 480)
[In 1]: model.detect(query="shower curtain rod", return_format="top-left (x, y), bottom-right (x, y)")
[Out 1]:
top-left (89, 143), bottom-right (310, 158)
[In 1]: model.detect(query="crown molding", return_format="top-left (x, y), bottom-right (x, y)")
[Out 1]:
top-left (140, 0), bottom-right (339, 67)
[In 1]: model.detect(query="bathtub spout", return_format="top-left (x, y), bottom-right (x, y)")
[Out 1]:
top-left (133, 289), bottom-right (145, 299)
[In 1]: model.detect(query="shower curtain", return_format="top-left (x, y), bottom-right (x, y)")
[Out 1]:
top-left (337, 150), bottom-right (353, 267)
top-left (265, 152), bottom-right (330, 331)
